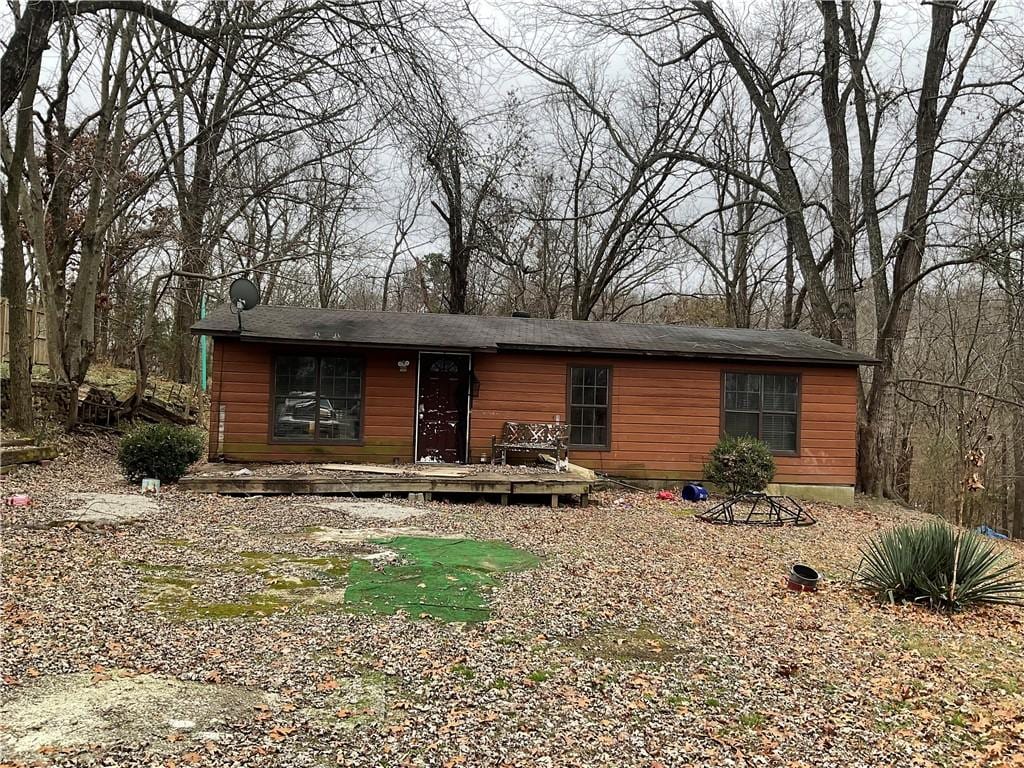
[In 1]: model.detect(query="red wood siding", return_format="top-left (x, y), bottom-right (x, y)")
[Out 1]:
top-left (207, 341), bottom-right (859, 485)
top-left (469, 352), bottom-right (858, 485)
top-left (209, 341), bottom-right (416, 463)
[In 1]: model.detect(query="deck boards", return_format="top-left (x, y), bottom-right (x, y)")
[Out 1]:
top-left (178, 470), bottom-right (592, 502)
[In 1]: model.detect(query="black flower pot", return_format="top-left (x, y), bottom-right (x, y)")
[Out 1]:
top-left (787, 563), bottom-right (821, 592)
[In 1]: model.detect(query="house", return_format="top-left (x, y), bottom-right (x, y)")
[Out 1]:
top-left (192, 306), bottom-right (875, 503)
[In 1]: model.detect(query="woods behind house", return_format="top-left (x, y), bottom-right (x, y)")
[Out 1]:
top-left (1, 1), bottom-right (1022, 534)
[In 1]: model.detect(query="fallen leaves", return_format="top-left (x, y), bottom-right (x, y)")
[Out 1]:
top-left (316, 676), bottom-right (341, 691)
top-left (267, 725), bottom-right (297, 742)
top-left (2, 442), bottom-right (1023, 767)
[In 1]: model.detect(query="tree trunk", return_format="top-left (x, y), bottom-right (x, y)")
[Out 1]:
top-left (1, 229), bottom-right (35, 434)
top-left (820, 1), bottom-right (856, 349)
top-left (854, 1), bottom-right (957, 497)
top-left (1, 1), bottom-right (57, 116)
top-left (0, 57), bottom-right (41, 433)
top-left (172, 284), bottom-right (199, 381)
top-left (448, 242), bottom-right (470, 314)
top-left (1013, 314), bottom-right (1024, 538)
top-left (857, 358), bottom-right (894, 497)
top-left (61, 13), bottom-right (136, 425)
top-left (783, 239), bottom-right (795, 328)
top-left (1013, 415), bottom-right (1024, 539)
top-left (171, 210), bottom-right (208, 382)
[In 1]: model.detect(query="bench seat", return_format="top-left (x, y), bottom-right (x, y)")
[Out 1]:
top-left (491, 421), bottom-right (568, 465)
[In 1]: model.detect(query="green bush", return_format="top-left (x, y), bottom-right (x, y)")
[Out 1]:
top-left (703, 435), bottom-right (776, 494)
top-left (858, 520), bottom-right (1024, 612)
top-left (118, 423), bottom-right (204, 483)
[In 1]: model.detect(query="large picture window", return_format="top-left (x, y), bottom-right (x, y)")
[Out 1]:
top-left (723, 372), bottom-right (798, 453)
top-left (568, 366), bottom-right (611, 449)
top-left (272, 355), bottom-right (362, 442)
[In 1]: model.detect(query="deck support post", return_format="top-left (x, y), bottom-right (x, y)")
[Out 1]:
top-left (500, 493), bottom-right (509, 505)
top-left (550, 494), bottom-right (559, 509)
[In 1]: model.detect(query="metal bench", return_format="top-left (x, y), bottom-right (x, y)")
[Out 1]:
top-left (491, 421), bottom-right (568, 466)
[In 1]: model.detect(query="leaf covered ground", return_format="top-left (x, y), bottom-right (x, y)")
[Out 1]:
top-left (1, 434), bottom-right (1022, 767)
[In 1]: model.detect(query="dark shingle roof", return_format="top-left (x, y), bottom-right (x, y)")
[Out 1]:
top-left (192, 305), bottom-right (876, 365)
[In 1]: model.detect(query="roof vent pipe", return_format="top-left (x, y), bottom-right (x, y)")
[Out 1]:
top-left (511, 311), bottom-right (531, 318)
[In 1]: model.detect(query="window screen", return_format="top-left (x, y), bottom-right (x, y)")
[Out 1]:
top-left (723, 372), bottom-right (798, 452)
top-left (273, 356), bottom-right (362, 441)
top-left (569, 366), bottom-right (610, 448)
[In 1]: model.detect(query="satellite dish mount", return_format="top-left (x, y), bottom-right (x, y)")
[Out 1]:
top-left (228, 278), bottom-right (261, 332)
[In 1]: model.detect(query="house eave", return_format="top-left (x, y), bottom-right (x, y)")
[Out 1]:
top-left (191, 329), bottom-right (877, 366)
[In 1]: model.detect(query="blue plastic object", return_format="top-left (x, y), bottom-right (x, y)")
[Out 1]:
top-left (682, 483), bottom-right (709, 502)
top-left (975, 525), bottom-right (1008, 540)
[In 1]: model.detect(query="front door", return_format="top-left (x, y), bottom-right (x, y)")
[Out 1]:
top-left (416, 353), bottom-right (470, 463)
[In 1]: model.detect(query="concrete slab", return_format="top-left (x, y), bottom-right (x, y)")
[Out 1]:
top-left (314, 499), bottom-right (429, 523)
top-left (0, 669), bottom-right (389, 754)
top-left (59, 493), bottom-right (158, 526)
top-left (766, 483), bottom-right (854, 505)
top-left (0, 672), bottom-right (276, 757)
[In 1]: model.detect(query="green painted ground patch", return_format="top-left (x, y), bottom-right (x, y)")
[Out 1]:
top-left (344, 536), bottom-right (540, 622)
top-left (132, 536), bottom-right (537, 623)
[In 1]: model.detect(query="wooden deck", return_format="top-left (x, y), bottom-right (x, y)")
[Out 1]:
top-left (178, 469), bottom-right (592, 507)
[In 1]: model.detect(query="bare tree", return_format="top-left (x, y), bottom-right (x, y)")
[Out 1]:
top-left (16, 11), bottom-right (161, 425)
top-left (408, 92), bottom-right (531, 314)
top-left (0, 48), bottom-right (41, 431)
top-left (1, 0), bottom-right (217, 115)
top-left (965, 119), bottom-right (1024, 535)
top-left (381, 170), bottom-right (428, 312)
top-left (478, 0), bottom-right (1024, 494)
top-left (144, 0), bottom-right (429, 380)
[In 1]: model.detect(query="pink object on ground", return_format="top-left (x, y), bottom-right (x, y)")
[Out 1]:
top-left (656, 490), bottom-right (675, 501)
top-left (5, 493), bottom-right (32, 506)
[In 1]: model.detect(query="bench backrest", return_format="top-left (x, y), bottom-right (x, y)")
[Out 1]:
top-left (501, 421), bottom-right (569, 446)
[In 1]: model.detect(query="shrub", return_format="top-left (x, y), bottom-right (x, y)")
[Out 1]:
top-left (858, 520), bottom-right (1024, 612)
top-left (118, 423), bottom-right (204, 483)
top-left (703, 435), bottom-right (776, 494)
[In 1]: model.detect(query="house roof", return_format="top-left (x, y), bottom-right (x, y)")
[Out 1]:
top-left (192, 304), bottom-right (877, 366)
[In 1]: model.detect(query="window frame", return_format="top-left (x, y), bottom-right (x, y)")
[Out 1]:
top-left (720, 369), bottom-right (801, 456)
top-left (268, 351), bottom-right (366, 446)
top-left (565, 364), bottom-right (613, 451)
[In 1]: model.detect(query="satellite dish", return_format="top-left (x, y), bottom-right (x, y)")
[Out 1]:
top-left (229, 278), bottom-right (261, 311)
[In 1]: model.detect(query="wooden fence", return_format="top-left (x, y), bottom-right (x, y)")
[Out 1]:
top-left (0, 298), bottom-right (48, 367)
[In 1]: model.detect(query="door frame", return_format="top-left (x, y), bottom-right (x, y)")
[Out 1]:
top-left (413, 351), bottom-right (473, 464)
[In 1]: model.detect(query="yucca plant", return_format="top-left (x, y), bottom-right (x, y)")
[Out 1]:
top-left (858, 520), bottom-right (1024, 612)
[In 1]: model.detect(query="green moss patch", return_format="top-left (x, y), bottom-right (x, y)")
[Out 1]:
top-left (132, 551), bottom-right (352, 621)
top-left (155, 537), bottom-right (192, 548)
top-left (157, 591), bottom-right (293, 620)
top-left (344, 536), bottom-right (539, 622)
top-left (142, 574), bottom-right (196, 589)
